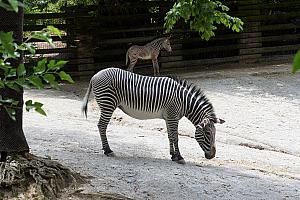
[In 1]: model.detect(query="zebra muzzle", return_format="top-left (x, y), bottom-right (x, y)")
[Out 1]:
top-left (204, 146), bottom-right (216, 159)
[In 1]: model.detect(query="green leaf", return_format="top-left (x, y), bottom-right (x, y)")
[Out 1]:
top-left (5, 82), bottom-right (20, 92)
top-left (4, 107), bottom-right (16, 121)
top-left (47, 60), bottom-right (56, 70)
top-left (0, 96), bottom-right (14, 104)
top-left (15, 78), bottom-right (31, 89)
top-left (35, 107), bottom-right (47, 116)
top-left (47, 25), bottom-right (62, 38)
top-left (8, 0), bottom-right (19, 12)
top-left (164, 0), bottom-right (243, 40)
top-left (0, 0), bottom-right (22, 13)
top-left (33, 102), bottom-right (43, 107)
top-left (0, 32), bottom-right (15, 58)
top-left (0, 1), bottom-right (12, 11)
top-left (58, 71), bottom-right (74, 83)
top-left (43, 74), bottom-right (55, 83)
top-left (24, 43), bottom-right (36, 54)
top-left (11, 100), bottom-right (19, 106)
top-left (0, 59), bottom-right (4, 66)
top-left (47, 60), bottom-right (68, 71)
top-left (25, 100), bottom-right (47, 116)
top-left (30, 31), bottom-right (55, 47)
top-left (292, 50), bottom-right (300, 74)
top-left (0, 80), bottom-right (4, 88)
top-left (55, 60), bottom-right (68, 68)
top-left (25, 100), bottom-right (34, 111)
top-left (17, 64), bottom-right (26, 76)
top-left (0, 0), bottom-right (17, 11)
top-left (0, 60), bottom-right (11, 70)
top-left (28, 76), bottom-right (44, 89)
top-left (6, 68), bottom-right (16, 78)
top-left (43, 74), bottom-right (59, 89)
top-left (34, 58), bottom-right (47, 74)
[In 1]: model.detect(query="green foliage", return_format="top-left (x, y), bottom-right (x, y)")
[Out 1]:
top-left (292, 50), bottom-right (300, 74)
top-left (164, 0), bottom-right (244, 40)
top-left (0, 1), bottom-right (74, 120)
top-left (25, 100), bottom-right (46, 116)
top-left (24, 0), bottom-right (96, 13)
top-left (0, 0), bottom-right (23, 12)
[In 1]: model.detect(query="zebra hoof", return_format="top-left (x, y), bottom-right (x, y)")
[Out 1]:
top-left (171, 155), bottom-right (185, 164)
top-left (104, 149), bottom-right (115, 157)
top-left (175, 159), bottom-right (186, 164)
top-left (105, 152), bottom-right (115, 157)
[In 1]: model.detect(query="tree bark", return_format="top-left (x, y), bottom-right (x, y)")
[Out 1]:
top-left (0, 1), bottom-right (29, 158)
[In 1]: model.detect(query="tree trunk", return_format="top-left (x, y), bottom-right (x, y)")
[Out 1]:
top-left (0, 1), bottom-right (29, 160)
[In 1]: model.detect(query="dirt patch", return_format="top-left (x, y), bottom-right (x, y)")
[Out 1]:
top-left (61, 191), bottom-right (133, 200)
top-left (23, 63), bottom-right (300, 199)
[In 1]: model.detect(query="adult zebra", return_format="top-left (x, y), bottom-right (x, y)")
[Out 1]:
top-left (82, 68), bottom-right (225, 164)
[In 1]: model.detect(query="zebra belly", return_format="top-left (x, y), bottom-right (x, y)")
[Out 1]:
top-left (138, 54), bottom-right (152, 60)
top-left (118, 104), bottom-right (164, 120)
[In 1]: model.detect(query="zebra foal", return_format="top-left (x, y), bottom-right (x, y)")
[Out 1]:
top-left (126, 36), bottom-right (172, 76)
top-left (82, 68), bottom-right (225, 164)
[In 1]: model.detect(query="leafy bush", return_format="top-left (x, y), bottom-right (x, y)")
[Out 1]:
top-left (164, 0), bottom-right (243, 40)
top-left (292, 50), bottom-right (300, 74)
top-left (0, 0), bottom-right (74, 120)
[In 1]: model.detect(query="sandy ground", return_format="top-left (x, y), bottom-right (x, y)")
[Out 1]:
top-left (23, 64), bottom-right (300, 200)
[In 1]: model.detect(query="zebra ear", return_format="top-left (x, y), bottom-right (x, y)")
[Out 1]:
top-left (212, 118), bottom-right (225, 124)
top-left (168, 34), bottom-right (172, 39)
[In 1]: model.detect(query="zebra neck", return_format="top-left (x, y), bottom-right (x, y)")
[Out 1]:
top-left (149, 39), bottom-right (163, 51)
top-left (184, 96), bottom-right (214, 126)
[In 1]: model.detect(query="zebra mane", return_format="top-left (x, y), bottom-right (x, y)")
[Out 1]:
top-left (167, 75), bottom-right (216, 118)
top-left (149, 37), bottom-right (167, 44)
top-left (167, 76), bottom-right (204, 97)
top-left (151, 34), bottom-right (170, 41)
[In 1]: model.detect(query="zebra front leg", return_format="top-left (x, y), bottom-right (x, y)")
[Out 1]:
top-left (168, 135), bottom-right (175, 158)
top-left (98, 112), bottom-right (115, 157)
top-left (152, 58), bottom-right (160, 76)
top-left (166, 120), bottom-right (185, 164)
top-left (172, 134), bottom-right (185, 164)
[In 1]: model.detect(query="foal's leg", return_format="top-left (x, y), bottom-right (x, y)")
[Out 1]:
top-left (127, 56), bottom-right (138, 73)
top-left (152, 57), bottom-right (160, 76)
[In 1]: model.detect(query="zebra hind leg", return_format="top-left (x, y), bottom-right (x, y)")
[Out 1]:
top-left (127, 58), bottom-right (138, 73)
top-left (98, 112), bottom-right (115, 157)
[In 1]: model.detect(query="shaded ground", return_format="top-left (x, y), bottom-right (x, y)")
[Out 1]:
top-left (23, 64), bottom-right (300, 199)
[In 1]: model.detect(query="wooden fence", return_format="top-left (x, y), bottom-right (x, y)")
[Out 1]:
top-left (24, 0), bottom-right (300, 78)
top-left (24, 12), bottom-right (80, 73)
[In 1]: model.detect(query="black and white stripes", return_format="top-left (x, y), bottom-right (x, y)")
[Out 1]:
top-left (82, 68), bottom-right (225, 163)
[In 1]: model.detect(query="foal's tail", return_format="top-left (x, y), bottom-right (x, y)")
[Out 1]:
top-left (81, 80), bottom-right (92, 118)
top-left (125, 49), bottom-right (129, 67)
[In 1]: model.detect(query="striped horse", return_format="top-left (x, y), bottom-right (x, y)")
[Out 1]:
top-left (82, 68), bottom-right (225, 164)
top-left (126, 36), bottom-right (172, 76)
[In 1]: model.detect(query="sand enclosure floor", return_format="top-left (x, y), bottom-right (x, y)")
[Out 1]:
top-left (24, 64), bottom-right (300, 199)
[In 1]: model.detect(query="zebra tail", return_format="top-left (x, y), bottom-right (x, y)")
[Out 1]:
top-left (125, 50), bottom-right (129, 66)
top-left (81, 81), bottom-right (92, 118)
